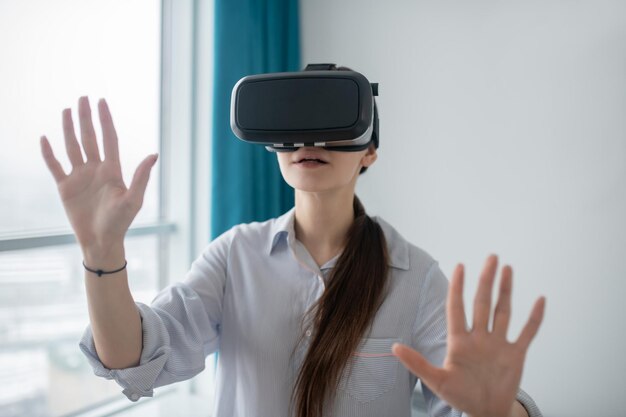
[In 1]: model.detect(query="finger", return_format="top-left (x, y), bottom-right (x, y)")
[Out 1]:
top-left (128, 153), bottom-right (159, 206)
top-left (40, 136), bottom-right (67, 183)
top-left (78, 96), bottom-right (101, 162)
top-left (472, 254), bottom-right (498, 332)
top-left (515, 297), bottom-right (546, 352)
top-left (447, 264), bottom-right (468, 336)
top-left (98, 98), bottom-right (120, 164)
top-left (492, 265), bottom-right (513, 337)
top-left (62, 108), bottom-right (84, 167)
top-left (392, 343), bottom-right (446, 394)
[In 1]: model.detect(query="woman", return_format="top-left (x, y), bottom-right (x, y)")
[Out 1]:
top-left (40, 95), bottom-right (545, 417)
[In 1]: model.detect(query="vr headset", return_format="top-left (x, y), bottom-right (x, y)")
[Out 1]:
top-left (230, 63), bottom-right (379, 152)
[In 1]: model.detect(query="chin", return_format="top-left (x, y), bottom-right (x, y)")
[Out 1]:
top-left (287, 180), bottom-right (332, 193)
top-left (288, 177), bottom-right (356, 195)
top-left (279, 163), bottom-right (356, 193)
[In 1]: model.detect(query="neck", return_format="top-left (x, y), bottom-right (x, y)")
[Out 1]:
top-left (294, 188), bottom-right (355, 267)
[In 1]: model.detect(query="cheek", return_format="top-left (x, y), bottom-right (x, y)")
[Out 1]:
top-left (276, 155), bottom-right (298, 186)
top-left (332, 154), bottom-right (365, 175)
top-left (276, 154), bottom-right (290, 172)
top-left (335, 162), bottom-right (358, 179)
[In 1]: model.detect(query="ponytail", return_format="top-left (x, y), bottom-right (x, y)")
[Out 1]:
top-left (292, 195), bottom-right (390, 417)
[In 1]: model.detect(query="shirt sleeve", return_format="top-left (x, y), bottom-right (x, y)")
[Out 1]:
top-left (78, 227), bottom-right (234, 402)
top-left (411, 261), bottom-right (543, 417)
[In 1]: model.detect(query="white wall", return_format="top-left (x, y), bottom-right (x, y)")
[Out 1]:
top-left (300, 1), bottom-right (626, 416)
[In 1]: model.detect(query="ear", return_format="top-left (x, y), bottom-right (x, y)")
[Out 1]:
top-left (361, 144), bottom-right (378, 168)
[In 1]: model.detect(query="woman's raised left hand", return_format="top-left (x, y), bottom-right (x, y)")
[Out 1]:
top-left (392, 254), bottom-right (545, 417)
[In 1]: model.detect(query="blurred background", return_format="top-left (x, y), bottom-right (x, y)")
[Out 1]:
top-left (0, 0), bottom-right (624, 416)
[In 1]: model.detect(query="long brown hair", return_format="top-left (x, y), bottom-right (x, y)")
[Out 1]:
top-left (291, 194), bottom-right (390, 417)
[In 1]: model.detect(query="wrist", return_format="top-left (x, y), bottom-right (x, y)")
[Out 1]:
top-left (82, 242), bottom-right (126, 271)
top-left (508, 400), bottom-right (530, 417)
top-left (466, 401), bottom-right (528, 417)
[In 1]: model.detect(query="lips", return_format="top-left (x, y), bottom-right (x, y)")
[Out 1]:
top-left (297, 158), bottom-right (327, 164)
top-left (293, 151), bottom-right (328, 164)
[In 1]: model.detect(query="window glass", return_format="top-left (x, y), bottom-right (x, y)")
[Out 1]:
top-left (0, 236), bottom-right (160, 417)
top-left (0, 1), bottom-right (162, 416)
top-left (0, 0), bottom-right (161, 234)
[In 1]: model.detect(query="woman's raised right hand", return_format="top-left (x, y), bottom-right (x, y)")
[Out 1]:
top-left (40, 96), bottom-right (158, 257)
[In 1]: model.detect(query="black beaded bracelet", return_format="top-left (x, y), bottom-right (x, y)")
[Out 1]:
top-left (82, 260), bottom-right (128, 277)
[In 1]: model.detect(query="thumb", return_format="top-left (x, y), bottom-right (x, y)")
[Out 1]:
top-left (128, 153), bottom-right (158, 205)
top-left (392, 343), bottom-right (445, 393)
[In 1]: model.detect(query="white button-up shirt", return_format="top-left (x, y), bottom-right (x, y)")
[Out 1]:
top-left (79, 207), bottom-right (542, 417)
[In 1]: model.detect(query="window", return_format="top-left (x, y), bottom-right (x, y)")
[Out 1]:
top-left (0, 1), bottom-right (169, 416)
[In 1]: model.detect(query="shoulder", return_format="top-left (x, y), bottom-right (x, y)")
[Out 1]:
top-left (211, 210), bottom-right (292, 252)
top-left (194, 216), bottom-right (280, 268)
top-left (371, 215), bottom-right (440, 279)
top-left (228, 217), bottom-right (276, 239)
top-left (210, 218), bottom-right (273, 248)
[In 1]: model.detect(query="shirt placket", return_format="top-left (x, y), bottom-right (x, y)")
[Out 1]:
top-left (288, 237), bottom-right (327, 366)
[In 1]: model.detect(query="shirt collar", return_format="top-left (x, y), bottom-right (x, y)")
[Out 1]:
top-left (267, 207), bottom-right (297, 255)
top-left (267, 207), bottom-right (410, 271)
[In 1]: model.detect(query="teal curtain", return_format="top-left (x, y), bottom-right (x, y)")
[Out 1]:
top-left (211, 0), bottom-right (299, 239)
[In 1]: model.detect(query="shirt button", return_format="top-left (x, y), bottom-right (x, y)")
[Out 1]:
top-left (130, 393), bottom-right (140, 401)
top-left (305, 329), bottom-right (312, 337)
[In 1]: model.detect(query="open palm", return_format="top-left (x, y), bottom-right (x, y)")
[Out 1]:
top-left (40, 96), bottom-right (157, 253)
top-left (393, 255), bottom-right (545, 417)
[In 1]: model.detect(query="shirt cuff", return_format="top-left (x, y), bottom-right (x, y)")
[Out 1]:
top-left (78, 302), bottom-right (172, 402)
top-left (515, 388), bottom-right (543, 417)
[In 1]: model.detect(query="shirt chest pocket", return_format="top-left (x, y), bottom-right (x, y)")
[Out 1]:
top-left (337, 337), bottom-right (401, 402)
